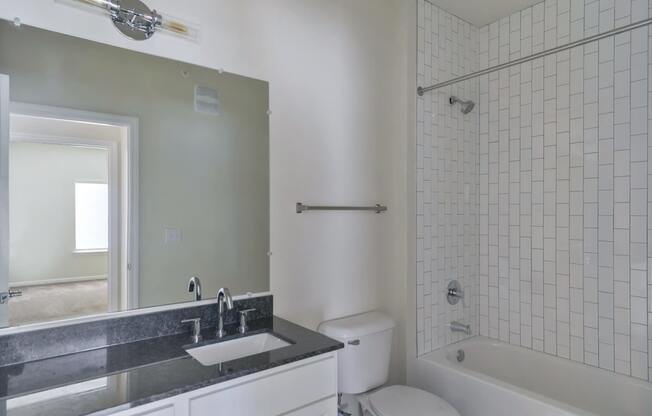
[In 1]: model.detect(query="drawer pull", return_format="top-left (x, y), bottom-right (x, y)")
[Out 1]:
top-left (347, 339), bottom-right (360, 346)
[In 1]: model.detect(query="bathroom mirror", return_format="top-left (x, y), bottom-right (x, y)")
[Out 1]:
top-left (0, 21), bottom-right (270, 328)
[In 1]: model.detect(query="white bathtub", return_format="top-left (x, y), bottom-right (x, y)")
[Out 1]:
top-left (409, 337), bottom-right (652, 416)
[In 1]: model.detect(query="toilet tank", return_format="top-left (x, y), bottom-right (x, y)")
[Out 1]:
top-left (318, 311), bottom-right (395, 394)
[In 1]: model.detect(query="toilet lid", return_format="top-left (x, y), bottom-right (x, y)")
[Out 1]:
top-left (369, 385), bottom-right (460, 416)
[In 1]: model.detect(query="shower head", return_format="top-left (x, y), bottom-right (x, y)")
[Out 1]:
top-left (449, 96), bottom-right (475, 114)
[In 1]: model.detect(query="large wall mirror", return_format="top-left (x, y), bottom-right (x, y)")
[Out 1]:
top-left (0, 21), bottom-right (270, 329)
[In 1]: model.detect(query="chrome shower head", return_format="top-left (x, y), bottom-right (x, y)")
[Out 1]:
top-left (450, 96), bottom-right (475, 114)
top-left (461, 101), bottom-right (475, 114)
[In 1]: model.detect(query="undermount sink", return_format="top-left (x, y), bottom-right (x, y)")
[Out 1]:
top-left (186, 333), bottom-right (291, 366)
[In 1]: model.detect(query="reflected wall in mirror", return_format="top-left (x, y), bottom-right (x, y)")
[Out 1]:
top-left (0, 20), bottom-right (270, 328)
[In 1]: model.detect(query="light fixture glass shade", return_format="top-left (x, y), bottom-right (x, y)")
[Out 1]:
top-left (55, 0), bottom-right (200, 42)
top-left (158, 12), bottom-right (200, 42)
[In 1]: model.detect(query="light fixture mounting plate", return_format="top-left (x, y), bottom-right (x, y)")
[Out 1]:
top-left (110, 0), bottom-right (160, 41)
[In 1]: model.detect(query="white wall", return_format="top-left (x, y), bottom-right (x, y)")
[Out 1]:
top-left (259, 3), bottom-right (409, 385)
top-left (0, 0), bottom-right (411, 382)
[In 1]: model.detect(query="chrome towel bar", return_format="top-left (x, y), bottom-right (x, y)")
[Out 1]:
top-left (296, 202), bottom-right (387, 214)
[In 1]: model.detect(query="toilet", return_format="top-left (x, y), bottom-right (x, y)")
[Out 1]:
top-left (318, 311), bottom-right (460, 416)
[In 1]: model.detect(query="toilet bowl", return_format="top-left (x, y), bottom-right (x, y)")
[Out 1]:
top-left (318, 311), bottom-right (460, 416)
top-left (359, 385), bottom-right (460, 416)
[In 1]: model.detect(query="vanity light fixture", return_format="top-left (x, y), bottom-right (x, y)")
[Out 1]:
top-left (55, 0), bottom-right (199, 42)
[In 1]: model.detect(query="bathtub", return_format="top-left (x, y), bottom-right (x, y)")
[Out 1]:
top-left (409, 337), bottom-right (652, 416)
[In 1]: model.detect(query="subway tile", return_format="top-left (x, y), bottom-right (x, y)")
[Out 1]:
top-left (630, 107), bottom-right (647, 135)
top-left (631, 297), bottom-right (647, 324)
top-left (631, 189), bottom-right (647, 216)
top-left (630, 0), bottom-right (647, 17)
top-left (584, 2), bottom-right (599, 29)
top-left (614, 281), bottom-right (629, 308)
top-left (631, 323), bottom-right (648, 352)
top-left (599, 318), bottom-right (615, 345)
top-left (630, 217), bottom-right (646, 243)
top-left (630, 27), bottom-right (647, 54)
top-left (631, 80), bottom-right (647, 108)
top-left (613, 177), bottom-right (630, 202)
top-left (631, 53), bottom-right (646, 81)
top-left (631, 350), bottom-right (648, 379)
top-left (614, 44), bottom-right (631, 73)
top-left (630, 135), bottom-right (646, 161)
top-left (613, 204), bottom-right (629, 230)
top-left (614, 307), bottom-right (630, 335)
top-left (614, 97), bottom-right (629, 123)
top-left (614, 71), bottom-right (630, 99)
top-left (615, 333), bottom-right (630, 362)
top-left (630, 270), bottom-right (647, 297)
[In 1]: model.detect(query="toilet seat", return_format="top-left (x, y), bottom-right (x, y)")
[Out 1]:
top-left (368, 385), bottom-right (460, 416)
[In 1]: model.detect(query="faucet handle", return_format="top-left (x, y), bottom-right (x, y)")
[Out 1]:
top-left (181, 318), bottom-right (202, 343)
top-left (238, 309), bottom-right (256, 334)
top-left (446, 280), bottom-right (465, 306)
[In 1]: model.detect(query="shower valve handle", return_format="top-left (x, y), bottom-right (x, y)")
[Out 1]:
top-left (446, 280), bottom-right (464, 305)
top-left (447, 287), bottom-right (464, 299)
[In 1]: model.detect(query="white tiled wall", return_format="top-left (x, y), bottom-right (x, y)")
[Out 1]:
top-left (417, 0), bottom-right (652, 382)
top-left (416, 0), bottom-right (479, 355)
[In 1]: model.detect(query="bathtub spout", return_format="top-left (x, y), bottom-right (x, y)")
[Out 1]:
top-left (449, 321), bottom-right (471, 335)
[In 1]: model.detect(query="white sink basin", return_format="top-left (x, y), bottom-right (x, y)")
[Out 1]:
top-left (186, 333), bottom-right (291, 366)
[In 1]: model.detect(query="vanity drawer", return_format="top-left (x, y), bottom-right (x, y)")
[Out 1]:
top-left (111, 403), bottom-right (175, 416)
top-left (284, 396), bottom-right (338, 416)
top-left (188, 354), bottom-right (337, 416)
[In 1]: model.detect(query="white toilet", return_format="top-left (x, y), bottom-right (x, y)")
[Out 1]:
top-left (318, 311), bottom-right (460, 416)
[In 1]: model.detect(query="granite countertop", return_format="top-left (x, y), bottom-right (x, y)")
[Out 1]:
top-left (0, 317), bottom-right (343, 416)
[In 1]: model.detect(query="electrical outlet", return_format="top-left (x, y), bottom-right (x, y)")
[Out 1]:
top-left (164, 228), bottom-right (182, 244)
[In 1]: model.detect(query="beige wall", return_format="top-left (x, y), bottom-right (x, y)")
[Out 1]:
top-left (0, 22), bottom-right (270, 308)
top-left (9, 141), bottom-right (108, 286)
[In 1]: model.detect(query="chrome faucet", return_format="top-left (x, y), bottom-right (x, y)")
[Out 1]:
top-left (216, 287), bottom-right (234, 338)
top-left (188, 276), bottom-right (202, 301)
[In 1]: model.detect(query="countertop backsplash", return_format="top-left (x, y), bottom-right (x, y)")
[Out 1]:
top-left (0, 295), bottom-right (273, 367)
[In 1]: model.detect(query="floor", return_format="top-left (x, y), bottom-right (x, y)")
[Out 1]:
top-left (341, 394), bottom-right (362, 416)
top-left (9, 280), bottom-right (108, 326)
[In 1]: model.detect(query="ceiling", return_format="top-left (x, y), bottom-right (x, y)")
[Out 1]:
top-left (427, 0), bottom-right (543, 27)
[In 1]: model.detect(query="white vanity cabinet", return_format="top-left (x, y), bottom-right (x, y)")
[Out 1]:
top-left (110, 352), bottom-right (338, 416)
